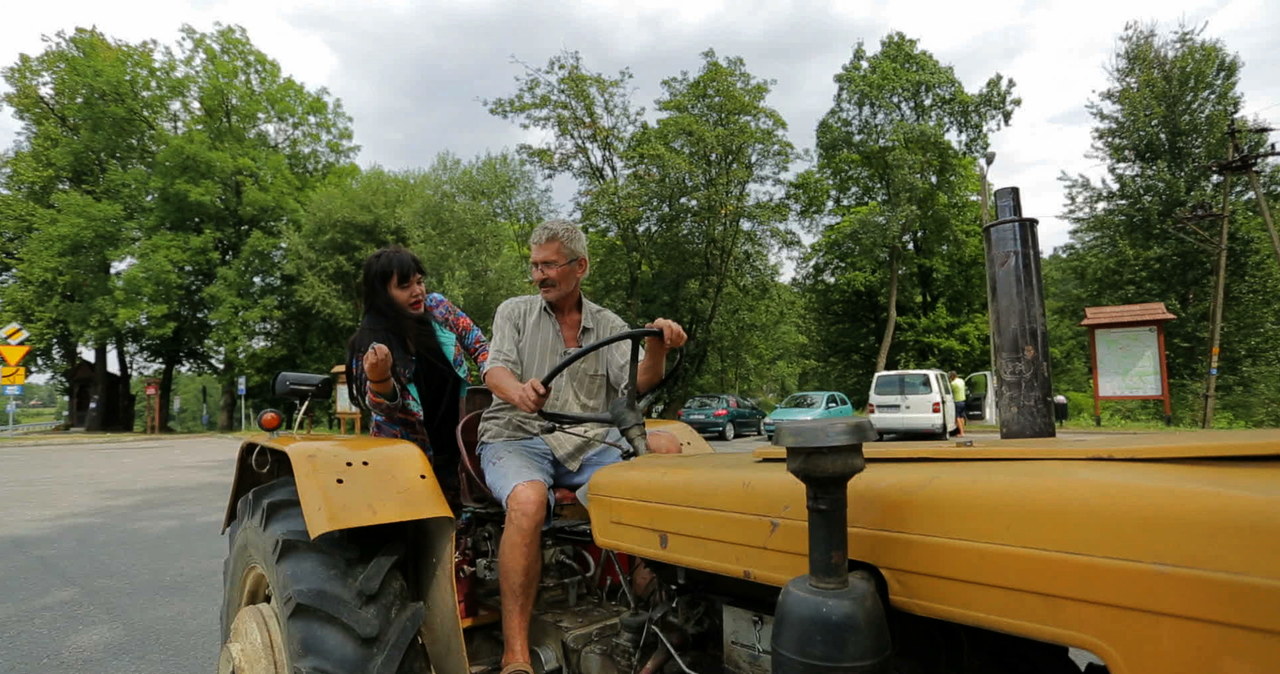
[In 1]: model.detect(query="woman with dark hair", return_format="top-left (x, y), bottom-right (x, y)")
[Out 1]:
top-left (346, 246), bottom-right (489, 485)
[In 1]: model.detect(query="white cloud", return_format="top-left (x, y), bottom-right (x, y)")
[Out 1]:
top-left (2, 0), bottom-right (1277, 256)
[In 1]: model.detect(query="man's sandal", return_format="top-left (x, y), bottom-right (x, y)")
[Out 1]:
top-left (500, 663), bottom-right (534, 674)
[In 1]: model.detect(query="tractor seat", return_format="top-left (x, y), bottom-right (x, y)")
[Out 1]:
top-left (456, 402), bottom-right (579, 509)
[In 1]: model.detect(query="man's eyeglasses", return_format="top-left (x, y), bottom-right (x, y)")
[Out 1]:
top-left (528, 257), bottom-right (580, 277)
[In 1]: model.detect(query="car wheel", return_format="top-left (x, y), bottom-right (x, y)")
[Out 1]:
top-left (756, 419), bottom-right (765, 436)
top-left (766, 433), bottom-right (774, 444)
top-left (721, 421), bottom-right (736, 441)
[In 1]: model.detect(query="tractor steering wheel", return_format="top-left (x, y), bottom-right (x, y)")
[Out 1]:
top-left (536, 327), bottom-right (675, 458)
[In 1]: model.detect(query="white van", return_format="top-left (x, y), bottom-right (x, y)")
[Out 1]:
top-left (866, 369), bottom-right (956, 439)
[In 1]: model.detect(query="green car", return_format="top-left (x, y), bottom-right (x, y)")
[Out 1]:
top-left (677, 394), bottom-right (766, 441)
top-left (762, 391), bottom-right (856, 442)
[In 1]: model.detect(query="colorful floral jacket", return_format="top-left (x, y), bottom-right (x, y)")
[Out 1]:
top-left (350, 293), bottom-right (490, 458)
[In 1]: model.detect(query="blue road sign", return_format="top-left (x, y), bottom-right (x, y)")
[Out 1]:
top-left (3, 385), bottom-right (23, 396)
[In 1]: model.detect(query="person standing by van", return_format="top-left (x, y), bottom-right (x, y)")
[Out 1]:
top-left (949, 371), bottom-right (967, 437)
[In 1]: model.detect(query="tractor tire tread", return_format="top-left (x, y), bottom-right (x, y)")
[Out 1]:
top-left (222, 477), bottom-right (427, 673)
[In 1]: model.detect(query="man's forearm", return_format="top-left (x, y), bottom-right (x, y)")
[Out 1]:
top-left (483, 366), bottom-right (524, 406)
top-left (636, 350), bottom-right (668, 393)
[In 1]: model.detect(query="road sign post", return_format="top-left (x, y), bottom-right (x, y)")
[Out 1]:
top-left (237, 376), bottom-right (247, 431)
top-left (144, 379), bottom-right (161, 434)
top-left (0, 325), bottom-right (29, 436)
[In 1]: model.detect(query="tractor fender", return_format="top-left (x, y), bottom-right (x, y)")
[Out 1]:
top-left (221, 433), bottom-right (469, 672)
top-left (221, 433), bottom-right (454, 539)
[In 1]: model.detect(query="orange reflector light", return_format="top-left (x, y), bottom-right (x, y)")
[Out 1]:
top-left (257, 409), bottom-right (284, 432)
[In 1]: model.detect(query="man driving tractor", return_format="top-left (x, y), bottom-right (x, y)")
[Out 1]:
top-left (477, 219), bottom-right (687, 674)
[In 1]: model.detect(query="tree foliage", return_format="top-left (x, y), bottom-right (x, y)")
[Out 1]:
top-left (284, 153), bottom-right (554, 377)
top-left (487, 50), bottom-right (801, 409)
top-left (1053, 22), bottom-right (1280, 425)
top-left (795, 32), bottom-right (1019, 401)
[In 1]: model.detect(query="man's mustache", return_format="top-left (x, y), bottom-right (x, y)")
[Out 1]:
top-left (538, 280), bottom-right (556, 289)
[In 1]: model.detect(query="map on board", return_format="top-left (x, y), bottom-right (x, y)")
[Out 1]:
top-left (1095, 326), bottom-right (1162, 397)
top-left (335, 381), bottom-right (357, 414)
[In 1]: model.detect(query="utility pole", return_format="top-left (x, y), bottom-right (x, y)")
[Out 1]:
top-left (979, 150), bottom-right (996, 225)
top-left (1229, 125), bottom-right (1280, 267)
top-left (1202, 131), bottom-right (1235, 429)
top-left (1202, 123), bottom-right (1279, 428)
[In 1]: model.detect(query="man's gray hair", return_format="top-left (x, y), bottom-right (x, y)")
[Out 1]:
top-left (529, 219), bottom-right (588, 261)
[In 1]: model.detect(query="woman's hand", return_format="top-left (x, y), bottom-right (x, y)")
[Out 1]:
top-left (363, 343), bottom-right (394, 393)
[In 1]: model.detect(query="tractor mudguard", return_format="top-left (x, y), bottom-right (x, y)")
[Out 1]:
top-left (221, 433), bottom-right (454, 538)
top-left (222, 433), bottom-right (469, 672)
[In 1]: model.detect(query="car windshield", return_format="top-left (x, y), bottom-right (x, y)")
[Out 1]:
top-left (874, 374), bottom-right (933, 396)
top-left (778, 394), bottom-right (822, 409)
top-left (684, 396), bottom-right (723, 410)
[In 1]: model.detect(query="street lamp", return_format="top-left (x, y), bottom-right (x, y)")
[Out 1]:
top-left (979, 150), bottom-right (996, 224)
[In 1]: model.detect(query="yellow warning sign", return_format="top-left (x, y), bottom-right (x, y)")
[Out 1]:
top-left (0, 345), bottom-right (30, 367)
top-left (1, 367), bottom-right (26, 385)
top-left (1, 323), bottom-right (28, 346)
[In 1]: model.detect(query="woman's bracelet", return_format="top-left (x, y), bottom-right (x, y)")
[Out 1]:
top-left (367, 375), bottom-right (393, 384)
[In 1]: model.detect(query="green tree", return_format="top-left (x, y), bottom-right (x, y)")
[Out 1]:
top-left (0, 28), bottom-right (175, 430)
top-left (488, 50), bottom-right (802, 409)
top-left (799, 32), bottom-right (1019, 384)
top-left (285, 153), bottom-right (553, 378)
top-left (1054, 22), bottom-right (1279, 425)
top-left (155, 24), bottom-right (357, 430)
top-left (616, 50), bottom-right (799, 407)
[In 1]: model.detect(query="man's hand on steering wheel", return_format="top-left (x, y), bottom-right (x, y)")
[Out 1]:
top-left (535, 326), bottom-right (683, 458)
top-left (645, 317), bottom-right (687, 351)
top-left (512, 378), bottom-right (549, 414)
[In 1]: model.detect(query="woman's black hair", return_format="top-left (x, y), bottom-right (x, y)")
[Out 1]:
top-left (359, 246), bottom-right (428, 333)
top-left (345, 246), bottom-right (452, 411)
top-left (344, 246), bottom-right (467, 474)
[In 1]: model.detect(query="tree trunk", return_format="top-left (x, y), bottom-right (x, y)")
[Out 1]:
top-left (218, 362), bottom-right (237, 432)
top-left (84, 344), bottom-right (109, 432)
top-left (875, 245), bottom-right (901, 373)
top-left (115, 333), bottom-right (135, 432)
top-left (159, 358), bottom-right (177, 432)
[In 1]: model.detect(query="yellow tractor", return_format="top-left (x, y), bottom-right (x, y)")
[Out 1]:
top-left (217, 325), bottom-right (1280, 673)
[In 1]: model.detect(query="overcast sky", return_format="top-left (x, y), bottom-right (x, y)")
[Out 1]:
top-left (3, 0), bottom-right (1278, 254)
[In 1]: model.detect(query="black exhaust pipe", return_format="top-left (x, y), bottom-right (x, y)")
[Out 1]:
top-left (982, 187), bottom-right (1057, 439)
top-left (771, 418), bottom-right (891, 673)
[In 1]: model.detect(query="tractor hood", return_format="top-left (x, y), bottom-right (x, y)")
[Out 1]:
top-left (587, 429), bottom-right (1280, 657)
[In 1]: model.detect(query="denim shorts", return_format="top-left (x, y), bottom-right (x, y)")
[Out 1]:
top-left (478, 428), bottom-right (624, 511)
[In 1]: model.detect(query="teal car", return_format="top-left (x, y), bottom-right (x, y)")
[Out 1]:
top-left (763, 391), bottom-right (856, 442)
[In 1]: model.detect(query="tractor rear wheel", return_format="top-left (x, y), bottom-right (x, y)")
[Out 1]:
top-left (220, 477), bottom-right (428, 674)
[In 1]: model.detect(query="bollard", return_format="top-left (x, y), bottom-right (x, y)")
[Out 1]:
top-left (771, 418), bottom-right (891, 673)
top-left (983, 187), bottom-right (1057, 439)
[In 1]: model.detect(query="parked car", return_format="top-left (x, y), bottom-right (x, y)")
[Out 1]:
top-left (762, 391), bottom-right (855, 442)
top-left (677, 394), bottom-right (765, 441)
top-left (866, 369), bottom-right (957, 439)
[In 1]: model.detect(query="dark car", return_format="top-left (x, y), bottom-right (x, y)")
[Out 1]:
top-left (677, 394), bottom-right (765, 441)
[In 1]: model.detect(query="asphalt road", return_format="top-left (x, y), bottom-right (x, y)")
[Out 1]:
top-left (0, 435), bottom-right (238, 674)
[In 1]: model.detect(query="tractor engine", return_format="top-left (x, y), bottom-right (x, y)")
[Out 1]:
top-left (454, 511), bottom-right (752, 673)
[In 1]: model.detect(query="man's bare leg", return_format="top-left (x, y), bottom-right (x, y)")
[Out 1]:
top-left (499, 481), bottom-right (548, 668)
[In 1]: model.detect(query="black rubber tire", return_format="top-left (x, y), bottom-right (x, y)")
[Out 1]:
top-left (756, 419), bottom-right (765, 436)
top-left (721, 421), bottom-right (736, 441)
top-left (222, 477), bottom-right (428, 673)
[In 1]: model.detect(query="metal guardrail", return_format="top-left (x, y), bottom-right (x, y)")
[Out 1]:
top-left (5, 421), bottom-right (63, 435)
